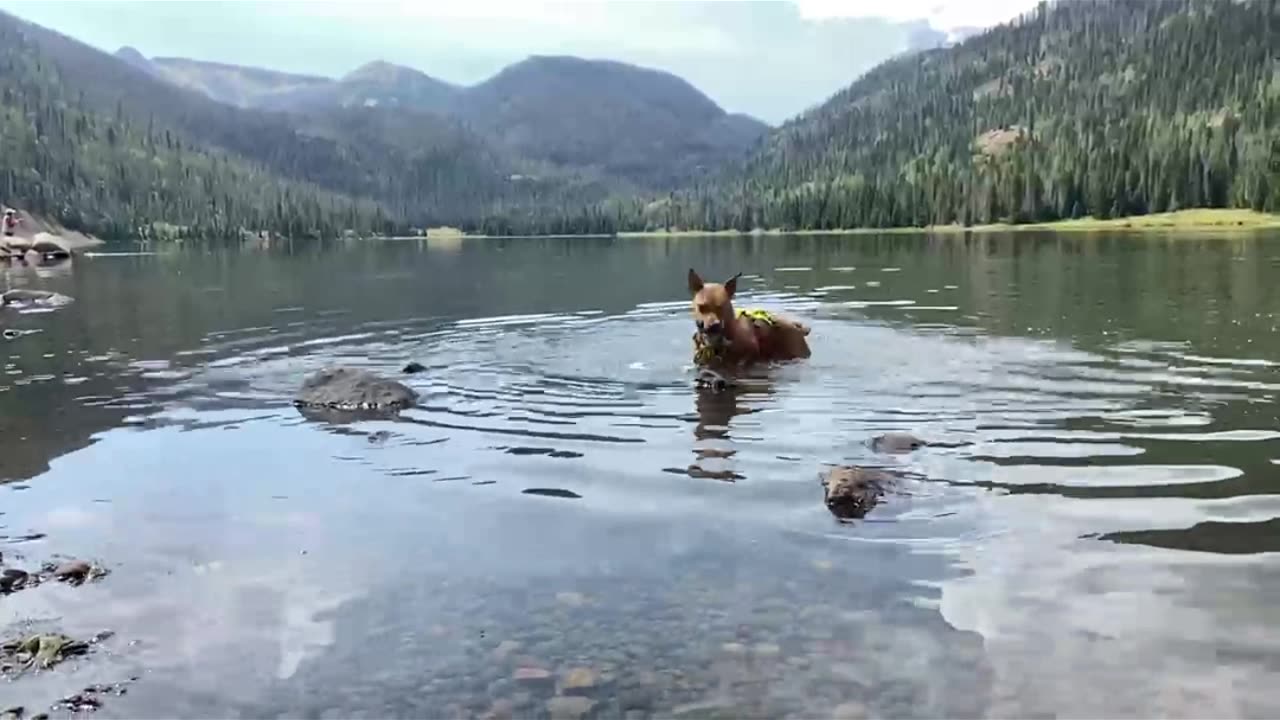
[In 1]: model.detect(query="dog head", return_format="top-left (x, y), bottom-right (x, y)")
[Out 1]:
top-left (687, 269), bottom-right (741, 341)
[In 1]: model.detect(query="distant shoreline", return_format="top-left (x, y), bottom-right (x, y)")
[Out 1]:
top-left (614, 209), bottom-right (1280, 238)
top-left (404, 209), bottom-right (1280, 242)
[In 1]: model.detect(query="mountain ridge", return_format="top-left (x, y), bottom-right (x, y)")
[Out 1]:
top-left (118, 47), bottom-right (770, 191)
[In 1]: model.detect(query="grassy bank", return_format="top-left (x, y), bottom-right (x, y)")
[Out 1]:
top-left (613, 209), bottom-right (1280, 238)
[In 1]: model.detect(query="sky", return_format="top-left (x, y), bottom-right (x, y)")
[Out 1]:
top-left (0, 0), bottom-right (1039, 124)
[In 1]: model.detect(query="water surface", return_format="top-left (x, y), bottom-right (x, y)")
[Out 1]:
top-left (3, 232), bottom-right (1280, 718)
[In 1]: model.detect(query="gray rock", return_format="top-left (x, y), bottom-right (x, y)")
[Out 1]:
top-left (28, 239), bottom-right (69, 259)
top-left (513, 667), bottom-right (555, 693)
top-left (0, 569), bottom-right (28, 594)
top-left (53, 560), bottom-right (91, 582)
top-left (870, 432), bottom-right (926, 454)
top-left (1, 289), bottom-right (73, 308)
top-left (820, 467), bottom-right (893, 520)
top-left (559, 666), bottom-right (602, 696)
top-left (294, 367), bottom-right (418, 412)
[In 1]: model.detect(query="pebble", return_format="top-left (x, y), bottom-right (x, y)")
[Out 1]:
top-left (670, 700), bottom-right (738, 719)
top-left (481, 698), bottom-right (515, 720)
top-left (831, 701), bottom-right (871, 719)
top-left (555, 591), bottom-right (587, 607)
top-left (546, 696), bottom-right (595, 720)
top-left (720, 642), bottom-right (747, 656)
top-left (560, 666), bottom-right (601, 696)
top-left (754, 643), bottom-right (782, 659)
top-left (513, 667), bottom-right (554, 691)
top-left (492, 640), bottom-right (522, 661)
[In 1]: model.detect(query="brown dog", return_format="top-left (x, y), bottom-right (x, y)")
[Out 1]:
top-left (687, 269), bottom-right (811, 368)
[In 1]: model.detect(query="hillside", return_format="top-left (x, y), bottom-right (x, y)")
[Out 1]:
top-left (639, 0), bottom-right (1279, 232)
top-left (0, 19), bottom-right (395, 240)
top-left (2, 10), bottom-right (625, 233)
top-left (148, 56), bottom-right (332, 109)
top-left (458, 55), bottom-right (769, 187)
top-left (122, 50), bottom-right (770, 191)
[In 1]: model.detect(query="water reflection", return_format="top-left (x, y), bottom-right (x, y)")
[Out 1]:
top-left (2, 231), bottom-right (1280, 717)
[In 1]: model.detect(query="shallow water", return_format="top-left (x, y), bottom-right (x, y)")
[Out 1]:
top-left (2, 232), bottom-right (1280, 718)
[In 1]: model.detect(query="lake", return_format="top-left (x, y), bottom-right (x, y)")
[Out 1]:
top-left (2, 231), bottom-right (1280, 719)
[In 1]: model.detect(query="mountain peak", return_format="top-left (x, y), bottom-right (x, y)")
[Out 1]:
top-left (113, 46), bottom-right (158, 76)
top-left (343, 60), bottom-right (425, 83)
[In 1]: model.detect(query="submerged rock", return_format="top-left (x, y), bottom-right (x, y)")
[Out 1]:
top-left (402, 361), bottom-right (428, 374)
top-left (42, 559), bottom-right (107, 586)
top-left (1, 633), bottom-right (90, 672)
top-left (52, 560), bottom-right (91, 583)
top-left (820, 466), bottom-right (893, 520)
top-left (547, 696), bottom-right (595, 720)
top-left (294, 366), bottom-right (418, 412)
top-left (0, 568), bottom-right (29, 594)
top-left (560, 666), bottom-right (602, 696)
top-left (522, 488), bottom-right (582, 499)
top-left (870, 432), bottom-right (926, 454)
top-left (513, 666), bottom-right (554, 692)
top-left (695, 368), bottom-right (734, 392)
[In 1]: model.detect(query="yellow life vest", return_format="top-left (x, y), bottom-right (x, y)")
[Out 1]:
top-left (692, 308), bottom-right (775, 365)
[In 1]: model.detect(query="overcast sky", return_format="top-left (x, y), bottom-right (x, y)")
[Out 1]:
top-left (0, 0), bottom-right (1038, 124)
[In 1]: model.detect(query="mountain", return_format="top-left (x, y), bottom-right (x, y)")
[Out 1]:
top-left (122, 50), bottom-right (770, 191)
top-left (458, 55), bottom-right (769, 187)
top-left (256, 60), bottom-right (461, 114)
top-left (112, 45), bottom-right (159, 77)
top-left (0, 16), bottom-right (394, 239)
top-left (0, 10), bottom-right (632, 236)
top-left (147, 56), bottom-right (331, 109)
top-left (624, 0), bottom-right (1280, 232)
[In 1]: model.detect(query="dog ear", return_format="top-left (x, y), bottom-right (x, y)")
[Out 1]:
top-left (723, 272), bottom-right (742, 297)
top-left (687, 269), bottom-right (704, 294)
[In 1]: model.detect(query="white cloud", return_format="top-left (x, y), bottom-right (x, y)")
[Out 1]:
top-left (794, 0), bottom-right (1040, 32)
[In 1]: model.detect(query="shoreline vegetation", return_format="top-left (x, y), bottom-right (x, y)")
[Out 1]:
top-left (411, 209), bottom-right (1280, 241)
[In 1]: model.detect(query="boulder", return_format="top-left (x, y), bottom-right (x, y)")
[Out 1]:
top-left (870, 432), bottom-right (926, 454)
top-left (820, 466), bottom-right (893, 520)
top-left (1, 288), bottom-right (74, 308)
top-left (28, 235), bottom-right (71, 259)
top-left (294, 367), bottom-right (418, 412)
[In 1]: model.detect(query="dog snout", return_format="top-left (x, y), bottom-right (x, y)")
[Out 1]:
top-left (701, 319), bottom-right (722, 335)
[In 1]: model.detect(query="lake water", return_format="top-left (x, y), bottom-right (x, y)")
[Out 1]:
top-left (2, 232), bottom-right (1280, 718)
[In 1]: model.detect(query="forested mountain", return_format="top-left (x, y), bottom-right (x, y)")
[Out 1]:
top-left (146, 55), bottom-right (333, 110)
top-left (636, 0), bottom-right (1279, 232)
top-left (1, 10), bottom-right (626, 234)
top-left (124, 50), bottom-right (770, 191)
top-left (1, 0), bottom-right (1274, 240)
top-left (0, 17), bottom-right (397, 239)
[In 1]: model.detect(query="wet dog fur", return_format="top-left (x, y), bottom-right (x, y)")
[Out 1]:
top-left (688, 268), bottom-right (811, 367)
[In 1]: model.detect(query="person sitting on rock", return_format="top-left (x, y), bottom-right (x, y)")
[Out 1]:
top-left (1, 209), bottom-right (25, 259)
top-left (3, 209), bottom-right (20, 239)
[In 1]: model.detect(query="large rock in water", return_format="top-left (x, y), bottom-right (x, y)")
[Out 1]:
top-left (1, 288), bottom-right (74, 308)
top-left (820, 466), bottom-right (893, 520)
top-left (294, 367), bottom-right (418, 411)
